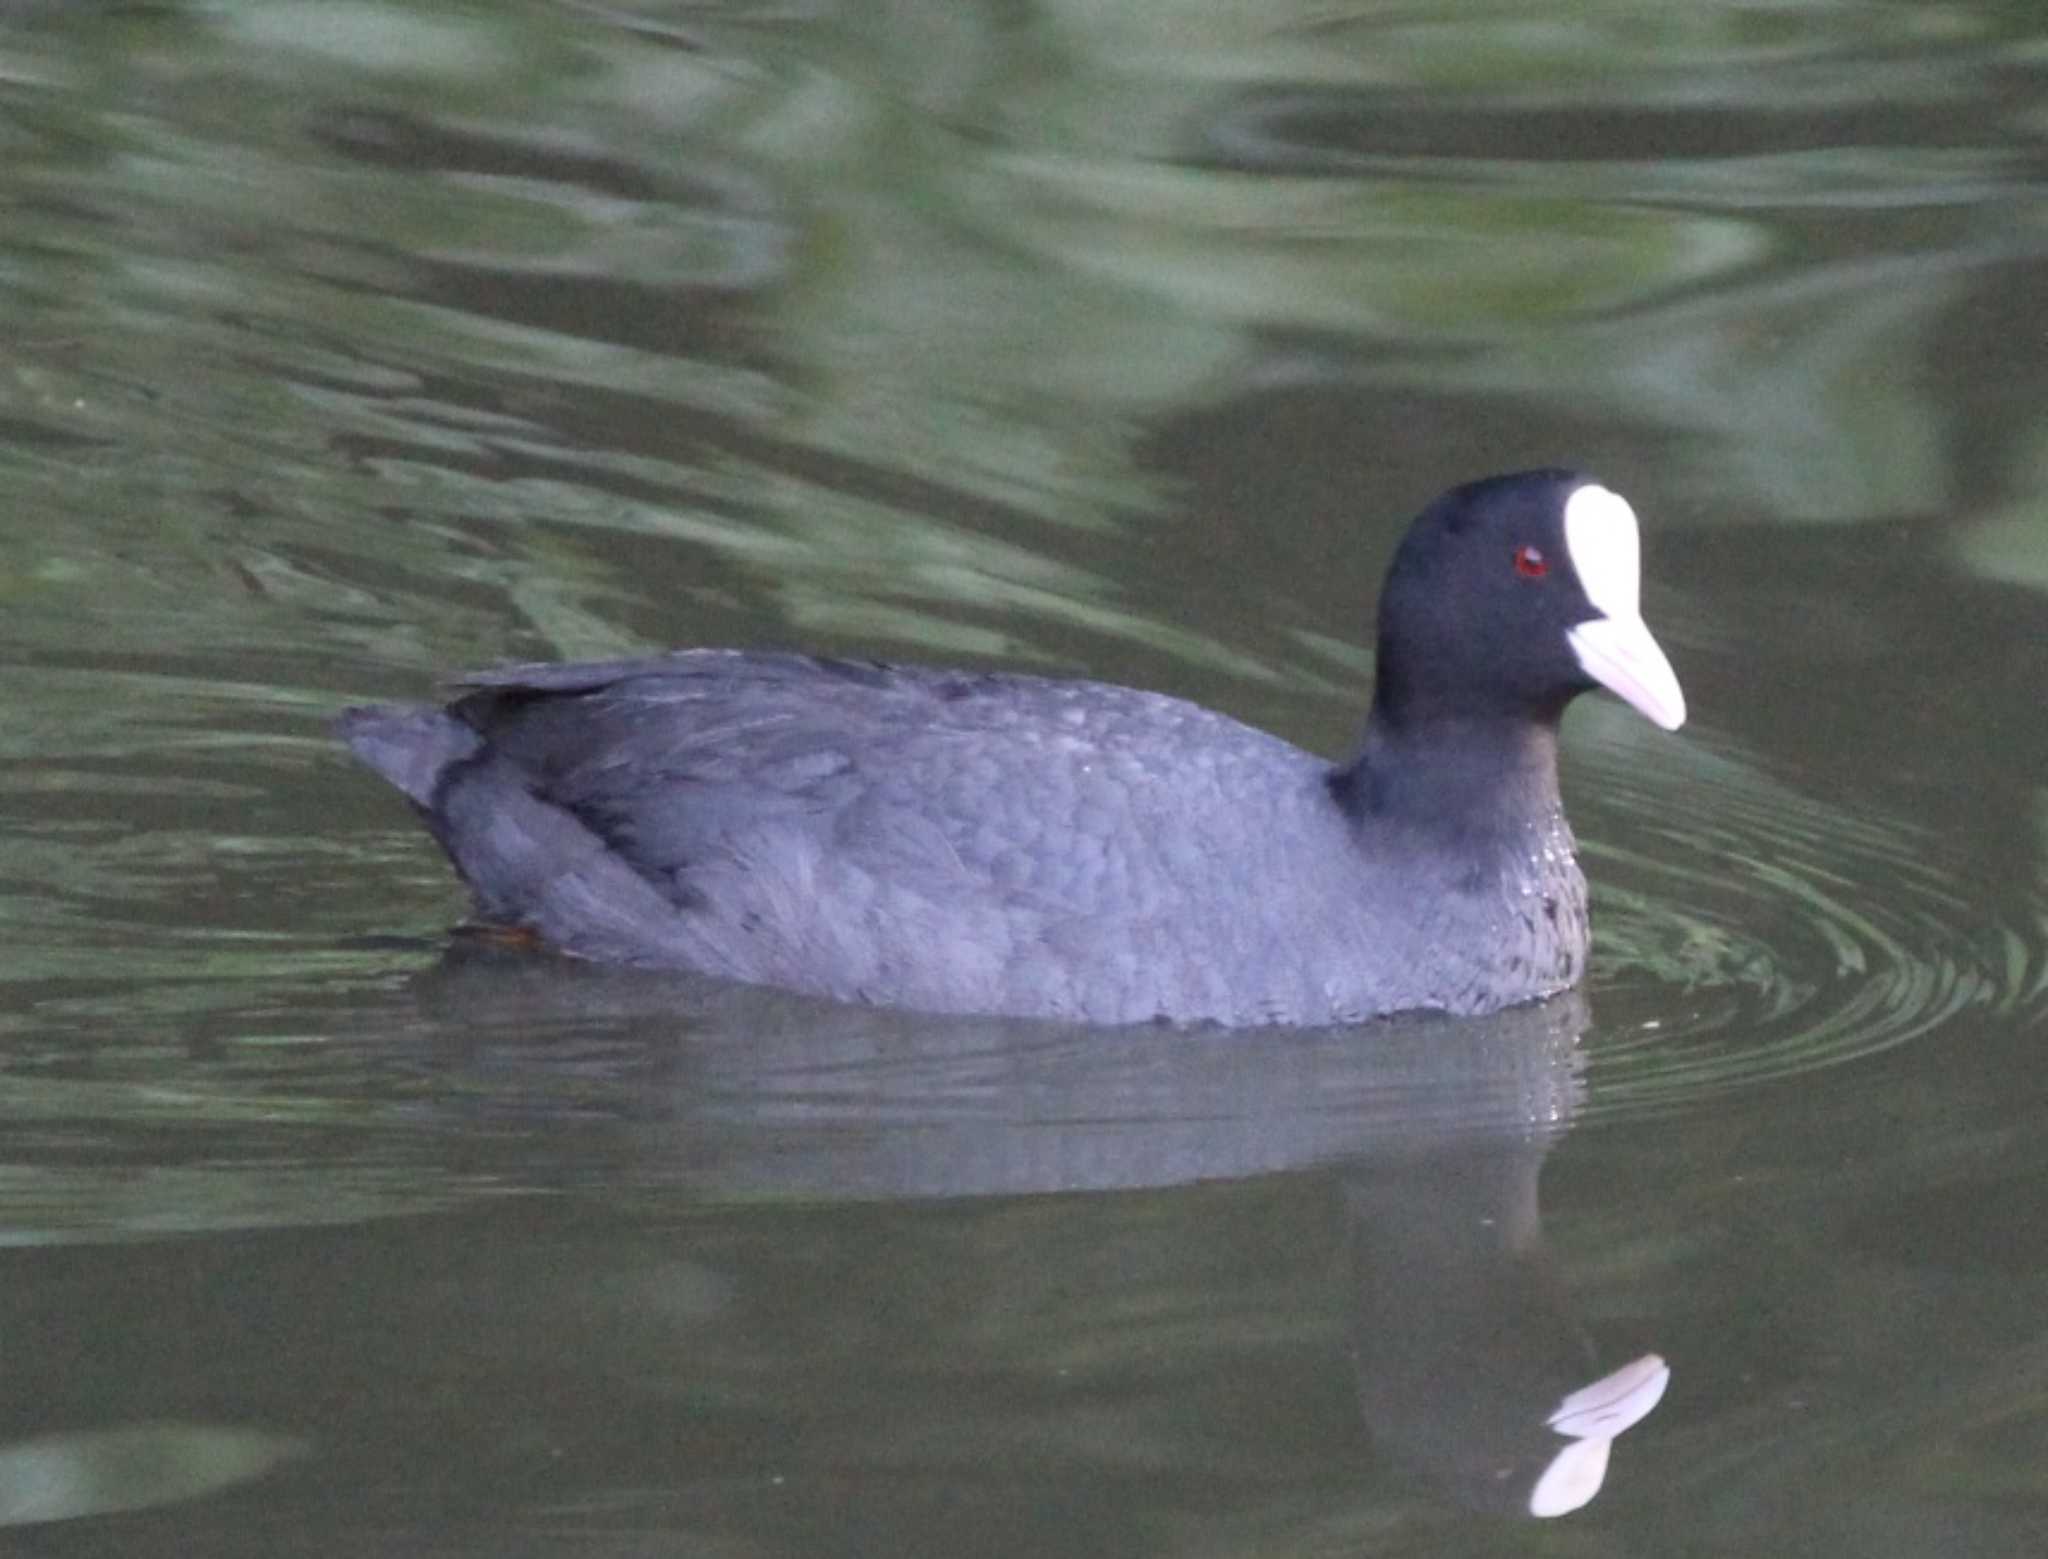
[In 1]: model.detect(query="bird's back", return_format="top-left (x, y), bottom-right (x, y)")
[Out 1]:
top-left (343, 653), bottom-right (1375, 1022)
top-left (341, 650), bottom-right (1588, 1024)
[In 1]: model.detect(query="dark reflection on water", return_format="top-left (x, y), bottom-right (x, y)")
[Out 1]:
top-left (0, 977), bottom-right (1669, 1535)
top-left (400, 948), bottom-right (1586, 1188)
top-left (1343, 1153), bottom-right (1666, 1520)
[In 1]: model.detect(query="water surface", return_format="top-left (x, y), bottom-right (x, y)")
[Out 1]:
top-left (3, 1), bottom-right (2048, 1552)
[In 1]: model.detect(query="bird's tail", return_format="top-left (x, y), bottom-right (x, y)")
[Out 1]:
top-left (332, 704), bottom-right (482, 807)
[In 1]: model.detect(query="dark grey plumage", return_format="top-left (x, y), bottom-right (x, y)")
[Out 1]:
top-left (338, 470), bottom-right (1685, 1026)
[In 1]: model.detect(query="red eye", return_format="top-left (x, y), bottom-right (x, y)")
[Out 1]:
top-left (1513, 545), bottom-right (1548, 579)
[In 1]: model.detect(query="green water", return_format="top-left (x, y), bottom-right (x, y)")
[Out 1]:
top-left (3, 1), bottom-right (2048, 1551)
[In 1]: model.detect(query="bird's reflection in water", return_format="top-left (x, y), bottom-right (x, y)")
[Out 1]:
top-left (1340, 1110), bottom-right (1667, 1517)
top-left (413, 951), bottom-right (1669, 1517)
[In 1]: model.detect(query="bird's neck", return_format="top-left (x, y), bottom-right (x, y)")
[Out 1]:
top-left (1327, 711), bottom-right (1568, 849)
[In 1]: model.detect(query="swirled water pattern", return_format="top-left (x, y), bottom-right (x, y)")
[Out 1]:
top-left (1574, 730), bottom-right (2042, 1117)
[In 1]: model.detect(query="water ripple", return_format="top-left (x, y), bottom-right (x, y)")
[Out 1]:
top-left (1574, 731), bottom-right (2035, 1116)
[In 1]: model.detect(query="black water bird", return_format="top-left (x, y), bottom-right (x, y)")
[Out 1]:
top-left (338, 470), bottom-right (1686, 1025)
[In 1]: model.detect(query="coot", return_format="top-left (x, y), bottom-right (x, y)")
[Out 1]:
top-left (338, 470), bottom-right (1685, 1026)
